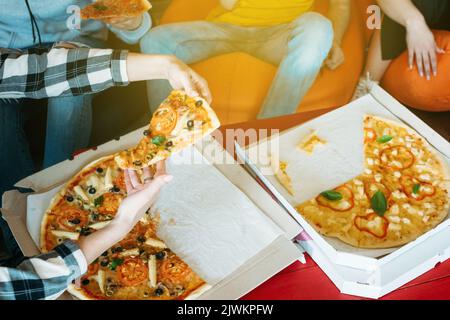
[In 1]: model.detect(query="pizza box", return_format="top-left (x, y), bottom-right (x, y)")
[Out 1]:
top-left (235, 85), bottom-right (450, 299)
top-left (1, 128), bottom-right (303, 300)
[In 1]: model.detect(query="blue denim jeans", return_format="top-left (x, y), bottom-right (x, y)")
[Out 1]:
top-left (140, 12), bottom-right (333, 119)
top-left (0, 95), bottom-right (93, 195)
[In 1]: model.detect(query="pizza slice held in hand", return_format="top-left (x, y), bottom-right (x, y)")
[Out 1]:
top-left (80, 0), bottom-right (152, 20)
top-left (115, 90), bottom-right (220, 170)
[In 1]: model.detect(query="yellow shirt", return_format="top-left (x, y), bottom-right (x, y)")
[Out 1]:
top-left (207, 0), bottom-right (314, 27)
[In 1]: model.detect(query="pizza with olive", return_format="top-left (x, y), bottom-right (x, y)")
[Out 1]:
top-left (80, 0), bottom-right (152, 20)
top-left (115, 90), bottom-right (220, 170)
top-left (40, 156), bottom-right (207, 300)
top-left (296, 115), bottom-right (449, 248)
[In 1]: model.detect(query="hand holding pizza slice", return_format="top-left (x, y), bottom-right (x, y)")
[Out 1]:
top-left (115, 90), bottom-right (220, 170)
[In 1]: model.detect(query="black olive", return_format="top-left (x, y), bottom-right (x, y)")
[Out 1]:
top-left (80, 227), bottom-right (91, 236)
top-left (66, 195), bottom-right (74, 202)
top-left (88, 187), bottom-right (96, 194)
top-left (143, 129), bottom-right (150, 136)
top-left (133, 160), bottom-right (142, 166)
top-left (111, 186), bottom-right (120, 193)
top-left (100, 259), bottom-right (109, 267)
top-left (101, 251), bottom-right (108, 256)
top-left (112, 246), bottom-right (123, 253)
top-left (96, 168), bottom-right (104, 174)
top-left (69, 218), bottom-right (80, 225)
top-left (155, 251), bottom-right (166, 260)
top-left (82, 279), bottom-right (90, 286)
top-left (165, 141), bottom-right (173, 148)
top-left (137, 236), bottom-right (146, 243)
top-left (154, 287), bottom-right (164, 296)
top-left (187, 120), bottom-right (194, 129)
top-left (195, 100), bottom-right (203, 107)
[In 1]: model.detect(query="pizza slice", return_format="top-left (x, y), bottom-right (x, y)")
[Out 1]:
top-left (80, 0), bottom-right (152, 20)
top-left (115, 90), bottom-right (220, 170)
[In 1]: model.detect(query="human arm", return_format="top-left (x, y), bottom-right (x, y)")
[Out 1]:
top-left (377, 0), bottom-right (445, 78)
top-left (0, 46), bottom-right (211, 102)
top-left (0, 162), bottom-right (171, 300)
top-left (326, 0), bottom-right (351, 70)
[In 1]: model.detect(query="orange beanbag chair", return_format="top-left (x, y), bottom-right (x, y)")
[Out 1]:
top-left (382, 30), bottom-right (450, 112)
top-left (160, 0), bottom-right (373, 124)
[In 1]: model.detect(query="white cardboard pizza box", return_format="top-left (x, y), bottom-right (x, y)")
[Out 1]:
top-left (236, 85), bottom-right (450, 299)
top-left (0, 130), bottom-right (303, 300)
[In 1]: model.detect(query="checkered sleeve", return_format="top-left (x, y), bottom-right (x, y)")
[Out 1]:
top-left (0, 240), bottom-right (87, 300)
top-left (0, 46), bottom-right (129, 99)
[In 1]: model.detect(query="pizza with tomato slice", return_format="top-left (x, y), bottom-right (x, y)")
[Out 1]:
top-left (80, 0), bottom-right (152, 20)
top-left (40, 156), bottom-right (208, 300)
top-left (115, 90), bottom-right (220, 170)
top-left (296, 115), bottom-right (449, 248)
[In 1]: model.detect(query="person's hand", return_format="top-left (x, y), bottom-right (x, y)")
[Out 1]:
top-left (325, 42), bottom-right (345, 70)
top-left (406, 18), bottom-right (445, 79)
top-left (113, 161), bottom-right (173, 229)
top-left (165, 56), bottom-right (212, 104)
top-left (101, 15), bottom-right (143, 31)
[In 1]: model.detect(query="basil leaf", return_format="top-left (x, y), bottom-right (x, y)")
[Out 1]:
top-left (320, 190), bottom-right (343, 201)
top-left (377, 135), bottom-right (393, 143)
top-left (371, 191), bottom-right (387, 216)
top-left (413, 183), bottom-right (421, 194)
top-left (109, 258), bottom-right (124, 271)
top-left (94, 195), bottom-right (104, 207)
top-left (151, 135), bottom-right (166, 146)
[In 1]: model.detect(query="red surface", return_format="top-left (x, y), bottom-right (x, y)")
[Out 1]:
top-left (240, 254), bottom-right (450, 300)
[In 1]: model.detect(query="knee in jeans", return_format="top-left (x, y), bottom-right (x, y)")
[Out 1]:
top-left (290, 12), bottom-right (334, 52)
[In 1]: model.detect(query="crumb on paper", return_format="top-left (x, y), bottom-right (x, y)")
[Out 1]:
top-left (168, 218), bottom-right (176, 225)
top-left (271, 157), bottom-right (295, 196)
top-left (297, 130), bottom-right (327, 154)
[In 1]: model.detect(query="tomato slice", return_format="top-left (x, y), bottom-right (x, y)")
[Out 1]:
top-left (363, 179), bottom-right (391, 200)
top-left (400, 175), bottom-right (436, 201)
top-left (117, 258), bottom-right (148, 286)
top-left (150, 105), bottom-right (177, 136)
top-left (97, 193), bottom-right (122, 215)
top-left (159, 255), bottom-right (192, 285)
top-left (113, 173), bottom-right (126, 192)
top-left (354, 213), bottom-right (389, 238)
top-left (364, 128), bottom-right (377, 144)
top-left (316, 186), bottom-right (354, 212)
top-left (55, 205), bottom-right (89, 231)
top-left (380, 146), bottom-right (415, 170)
top-left (86, 262), bottom-right (99, 277)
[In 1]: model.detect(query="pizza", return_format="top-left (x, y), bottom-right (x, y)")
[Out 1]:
top-left (80, 0), bottom-right (152, 20)
top-left (272, 160), bottom-right (294, 196)
top-left (295, 115), bottom-right (449, 248)
top-left (40, 155), bottom-right (208, 300)
top-left (115, 90), bottom-right (220, 170)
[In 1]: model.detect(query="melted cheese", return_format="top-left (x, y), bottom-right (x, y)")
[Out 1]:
top-left (297, 131), bottom-right (327, 154)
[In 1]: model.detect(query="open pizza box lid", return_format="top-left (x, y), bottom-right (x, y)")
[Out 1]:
top-left (1, 126), bottom-right (303, 300)
top-left (236, 85), bottom-right (450, 299)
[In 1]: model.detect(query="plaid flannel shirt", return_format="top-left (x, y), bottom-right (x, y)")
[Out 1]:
top-left (0, 240), bottom-right (87, 300)
top-left (0, 43), bottom-right (129, 99)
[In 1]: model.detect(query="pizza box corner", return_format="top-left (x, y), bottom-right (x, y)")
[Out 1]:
top-left (236, 84), bottom-right (450, 299)
top-left (1, 129), bottom-right (303, 300)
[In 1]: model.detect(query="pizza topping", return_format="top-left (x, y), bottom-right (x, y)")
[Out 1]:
top-left (51, 230), bottom-right (80, 240)
top-left (363, 179), bottom-right (391, 200)
top-left (159, 256), bottom-right (191, 285)
top-left (88, 187), bottom-right (96, 195)
top-left (104, 167), bottom-right (114, 190)
top-left (145, 238), bottom-right (167, 249)
top-left (380, 146), bottom-right (415, 170)
top-left (118, 248), bottom-right (140, 258)
top-left (74, 185), bottom-right (90, 202)
top-left (94, 195), bottom-right (104, 207)
top-left (151, 135), bottom-right (166, 146)
top-left (364, 128), bottom-right (377, 143)
top-left (155, 251), bottom-right (166, 260)
top-left (65, 195), bottom-right (74, 202)
top-left (150, 105), bottom-right (177, 136)
top-left (148, 255), bottom-right (157, 288)
top-left (97, 193), bottom-right (121, 215)
top-left (401, 175), bottom-right (436, 201)
top-left (377, 135), bottom-right (393, 144)
top-left (320, 190), bottom-right (343, 201)
top-left (96, 167), bottom-right (104, 174)
top-left (354, 213), bottom-right (389, 238)
top-left (117, 258), bottom-right (148, 286)
top-left (195, 100), bottom-right (203, 107)
top-left (370, 191), bottom-right (388, 216)
top-left (187, 120), bottom-right (194, 129)
top-left (56, 206), bottom-right (88, 231)
top-left (316, 186), bottom-right (354, 212)
top-left (109, 258), bottom-right (124, 271)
